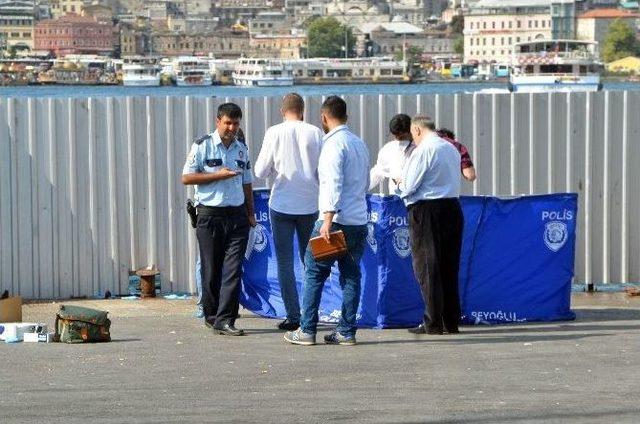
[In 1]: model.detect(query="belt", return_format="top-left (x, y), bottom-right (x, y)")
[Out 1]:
top-left (196, 205), bottom-right (245, 217)
top-left (408, 197), bottom-right (460, 209)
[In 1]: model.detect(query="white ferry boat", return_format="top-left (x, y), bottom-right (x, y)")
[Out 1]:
top-left (209, 59), bottom-right (234, 85)
top-left (172, 56), bottom-right (212, 86)
top-left (232, 58), bottom-right (294, 86)
top-left (290, 57), bottom-right (408, 84)
top-left (118, 56), bottom-right (161, 87)
top-left (510, 40), bottom-right (603, 93)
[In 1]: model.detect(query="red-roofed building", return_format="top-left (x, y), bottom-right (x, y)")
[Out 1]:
top-left (577, 8), bottom-right (639, 47)
top-left (33, 13), bottom-right (117, 56)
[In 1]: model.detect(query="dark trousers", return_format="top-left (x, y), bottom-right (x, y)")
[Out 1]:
top-left (196, 206), bottom-right (249, 327)
top-left (270, 208), bottom-right (318, 323)
top-left (408, 198), bottom-right (464, 331)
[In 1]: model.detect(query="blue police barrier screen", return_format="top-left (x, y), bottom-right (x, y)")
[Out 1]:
top-left (240, 190), bottom-right (577, 327)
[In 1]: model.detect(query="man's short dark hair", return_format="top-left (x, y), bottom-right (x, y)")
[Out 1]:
top-left (436, 128), bottom-right (456, 140)
top-left (217, 103), bottom-right (242, 120)
top-left (389, 114), bottom-right (411, 136)
top-left (282, 92), bottom-right (304, 114)
top-left (321, 96), bottom-right (347, 121)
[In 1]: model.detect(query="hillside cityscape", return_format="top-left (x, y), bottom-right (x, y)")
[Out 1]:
top-left (1, 0), bottom-right (639, 85)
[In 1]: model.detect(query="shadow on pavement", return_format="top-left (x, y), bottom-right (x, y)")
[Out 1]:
top-left (357, 332), bottom-right (612, 346)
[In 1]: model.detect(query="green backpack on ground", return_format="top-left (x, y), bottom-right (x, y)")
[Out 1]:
top-left (55, 305), bottom-right (111, 343)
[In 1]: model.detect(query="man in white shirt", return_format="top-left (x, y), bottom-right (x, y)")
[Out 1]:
top-left (254, 93), bottom-right (324, 331)
top-left (284, 96), bottom-right (370, 346)
top-left (399, 115), bottom-right (464, 336)
top-left (369, 114), bottom-right (414, 194)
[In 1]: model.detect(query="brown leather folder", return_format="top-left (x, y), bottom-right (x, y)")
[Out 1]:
top-left (309, 230), bottom-right (347, 261)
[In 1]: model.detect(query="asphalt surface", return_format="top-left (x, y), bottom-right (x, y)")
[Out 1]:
top-left (1, 293), bottom-right (639, 424)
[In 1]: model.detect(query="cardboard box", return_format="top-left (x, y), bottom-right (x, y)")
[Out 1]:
top-left (0, 296), bottom-right (22, 323)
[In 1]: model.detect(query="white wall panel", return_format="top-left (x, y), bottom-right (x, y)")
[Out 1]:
top-left (1, 92), bottom-right (639, 299)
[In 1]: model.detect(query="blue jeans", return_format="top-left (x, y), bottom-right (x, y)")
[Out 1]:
top-left (270, 208), bottom-right (317, 323)
top-left (300, 221), bottom-right (367, 337)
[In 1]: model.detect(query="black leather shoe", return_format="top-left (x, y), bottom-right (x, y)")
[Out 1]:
top-left (408, 323), bottom-right (427, 334)
top-left (408, 323), bottom-right (444, 335)
top-left (214, 323), bottom-right (245, 336)
top-left (277, 319), bottom-right (300, 331)
top-left (445, 327), bottom-right (460, 334)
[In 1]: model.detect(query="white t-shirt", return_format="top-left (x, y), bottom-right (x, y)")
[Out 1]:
top-left (369, 138), bottom-right (415, 194)
top-left (254, 119), bottom-right (324, 215)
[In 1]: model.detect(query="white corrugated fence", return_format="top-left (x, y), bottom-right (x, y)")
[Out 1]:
top-left (1, 91), bottom-right (639, 298)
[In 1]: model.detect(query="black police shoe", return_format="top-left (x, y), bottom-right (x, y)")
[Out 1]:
top-left (214, 323), bottom-right (245, 336)
top-left (408, 323), bottom-right (444, 335)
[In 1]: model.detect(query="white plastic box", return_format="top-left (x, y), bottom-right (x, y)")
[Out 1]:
top-left (0, 323), bottom-right (47, 342)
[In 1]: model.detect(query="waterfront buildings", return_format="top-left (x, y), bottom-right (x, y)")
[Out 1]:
top-left (359, 20), bottom-right (455, 57)
top-left (0, 0), bottom-right (46, 51)
top-left (151, 28), bottom-right (249, 57)
top-left (249, 10), bottom-right (288, 35)
top-left (214, 0), bottom-right (273, 25)
top-left (34, 13), bottom-right (117, 56)
top-left (463, 0), bottom-right (554, 64)
top-left (576, 8), bottom-right (640, 46)
top-left (249, 33), bottom-right (306, 58)
top-left (49, 0), bottom-right (84, 19)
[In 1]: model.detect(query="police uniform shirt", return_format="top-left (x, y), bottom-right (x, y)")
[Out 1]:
top-left (182, 130), bottom-right (253, 207)
top-left (399, 132), bottom-right (461, 207)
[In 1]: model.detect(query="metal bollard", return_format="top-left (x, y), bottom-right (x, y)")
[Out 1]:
top-left (136, 268), bottom-right (160, 298)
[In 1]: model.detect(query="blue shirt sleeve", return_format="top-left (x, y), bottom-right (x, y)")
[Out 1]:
top-left (318, 140), bottom-right (344, 213)
top-left (182, 143), bottom-right (203, 175)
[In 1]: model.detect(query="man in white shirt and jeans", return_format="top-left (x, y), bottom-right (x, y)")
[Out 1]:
top-left (254, 93), bottom-right (324, 331)
top-left (369, 113), bottom-right (414, 194)
top-left (284, 95), bottom-right (370, 346)
top-left (399, 115), bottom-right (463, 336)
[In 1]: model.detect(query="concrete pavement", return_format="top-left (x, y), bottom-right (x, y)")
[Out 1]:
top-left (1, 293), bottom-right (639, 423)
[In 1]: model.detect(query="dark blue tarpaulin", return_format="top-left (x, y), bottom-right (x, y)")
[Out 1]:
top-left (240, 190), bottom-right (577, 327)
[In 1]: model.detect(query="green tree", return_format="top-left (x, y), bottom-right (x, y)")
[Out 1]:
top-left (450, 15), bottom-right (464, 35)
top-left (306, 17), bottom-right (356, 58)
top-left (602, 19), bottom-right (640, 63)
top-left (453, 36), bottom-right (464, 55)
top-left (394, 45), bottom-right (423, 63)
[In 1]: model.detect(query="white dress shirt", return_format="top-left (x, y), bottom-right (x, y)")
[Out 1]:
top-left (369, 138), bottom-right (415, 193)
top-left (254, 119), bottom-right (324, 215)
top-left (400, 132), bottom-right (461, 206)
top-left (318, 125), bottom-right (370, 226)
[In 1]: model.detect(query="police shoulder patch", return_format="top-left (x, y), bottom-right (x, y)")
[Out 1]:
top-left (194, 134), bottom-right (211, 145)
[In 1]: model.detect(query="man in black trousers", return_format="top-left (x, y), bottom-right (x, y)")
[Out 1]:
top-left (182, 103), bottom-right (256, 336)
top-left (399, 115), bottom-right (464, 335)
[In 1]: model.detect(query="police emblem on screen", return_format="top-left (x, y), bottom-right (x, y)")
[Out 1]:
top-left (366, 223), bottom-right (377, 254)
top-left (253, 223), bottom-right (268, 252)
top-left (393, 227), bottom-right (411, 258)
top-left (544, 221), bottom-right (568, 252)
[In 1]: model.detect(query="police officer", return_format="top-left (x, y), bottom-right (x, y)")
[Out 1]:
top-left (182, 103), bottom-right (256, 336)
